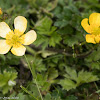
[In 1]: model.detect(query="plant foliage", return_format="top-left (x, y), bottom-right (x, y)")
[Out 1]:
top-left (0, 0), bottom-right (100, 100)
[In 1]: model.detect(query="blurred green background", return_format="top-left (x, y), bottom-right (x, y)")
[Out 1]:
top-left (0, 0), bottom-right (100, 100)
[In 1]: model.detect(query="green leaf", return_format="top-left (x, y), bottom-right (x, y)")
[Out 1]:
top-left (60, 67), bottom-right (99, 91)
top-left (34, 34), bottom-right (49, 50)
top-left (63, 35), bottom-right (78, 47)
top-left (0, 55), bottom-right (6, 61)
top-left (28, 0), bottom-right (49, 8)
top-left (44, 93), bottom-right (51, 100)
top-left (54, 6), bottom-right (75, 28)
top-left (66, 95), bottom-right (78, 100)
top-left (6, 53), bottom-right (20, 65)
top-left (0, 71), bottom-right (17, 94)
top-left (58, 25), bottom-right (74, 35)
top-left (64, 67), bottom-right (77, 81)
top-left (87, 0), bottom-right (98, 3)
top-left (17, 93), bottom-right (25, 100)
top-left (42, 51), bottom-right (57, 58)
top-left (0, 74), bottom-right (7, 87)
top-left (2, 85), bottom-right (11, 94)
top-left (49, 32), bottom-right (62, 47)
top-left (77, 70), bottom-right (99, 85)
top-left (35, 17), bottom-right (53, 35)
top-left (54, 20), bottom-right (69, 28)
top-left (91, 62), bottom-right (100, 70)
top-left (48, 68), bottom-right (58, 80)
top-left (35, 16), bottom-right (61, 48)
top-left (59, 79), bottom-right (76, 91)
top-left (42, 82), bottom-right (51, 91)
top-left (36, 74), bottom-right (47, 86)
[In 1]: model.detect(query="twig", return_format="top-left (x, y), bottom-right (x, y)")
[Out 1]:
top-left (29, 44), bottom-right (94, 58)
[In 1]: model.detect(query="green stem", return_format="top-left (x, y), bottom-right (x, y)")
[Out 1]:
top-left (24, 54), bottom-right (43, 100)
top-left (53, 85), bottom-right (61, 100)
top-left (94, 82), bottom-right (98, 91)
top-left (25, 46), bottom-right (36, 55)
top-left (79, 41), bottom-right (86, 46)
top-left (34, 79), bottom-right (43, 100)
top-left (24, 55), bottom-right (34, 76)
top-left (20, 85), bottom-right (38, 100)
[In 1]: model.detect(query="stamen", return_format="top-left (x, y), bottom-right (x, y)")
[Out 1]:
top-left (6, 30), bottom-right (25, 47)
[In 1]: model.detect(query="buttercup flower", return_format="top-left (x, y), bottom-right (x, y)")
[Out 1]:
top-left (81, 13), bottom-right (100, 44)
top-left (0, 16), bottom-right (37, 56)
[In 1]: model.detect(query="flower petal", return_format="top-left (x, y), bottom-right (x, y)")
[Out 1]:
top-left (11, 45), bottom-right (26, 56)
top-left (89, 13), bottom-right (100, 26)
top-left (81, 18), bottom-right (91, 33)
top-left (22, 30), bottom-right (37, 45)
top-left (14, 16), bottom-right (27, 33)
top-left (85, 34), bottom-right (96, 44)
top-left (94, 35), bottom-right (100, 43)
top-left (0, 22), bottom-right (11, 38)
top-left (0, 40), bottom-right (11, 54)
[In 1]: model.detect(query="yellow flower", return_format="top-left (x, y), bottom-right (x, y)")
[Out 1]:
top-left (0, 16), bottom-right (37, 56)
top-left (81, 13), bottom-right (100, 44)
top-left (0, 8), bottom-right (2, 15)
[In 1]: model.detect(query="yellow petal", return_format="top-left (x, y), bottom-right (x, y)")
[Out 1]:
top-left (22, 30), bottom-right (37, 45)
top-left (0, 8), bottom-right (2, 15)
top-left (94, 35), bottom-right (100, 43)
top-left (14, 16), bottom-right (27, 33)
top-left (11, 45), bottom-right (26, 56)
top-left (0, 22), bottom-right (11, 38)
top-left (0, 40), bottom-right (11, 54)
top-left (85, 34), bottom-right (96, 44)
top-left (89, 13), bottom-right (100, 26)
top-left (81, 18), bottom-right (91, 33)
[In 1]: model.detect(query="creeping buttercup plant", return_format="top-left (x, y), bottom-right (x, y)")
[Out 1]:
top-left (0, 0), bottom-right (100, 100)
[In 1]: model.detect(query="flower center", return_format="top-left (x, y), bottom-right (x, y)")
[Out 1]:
top-left (6, 29), bottom-right (25, 47)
